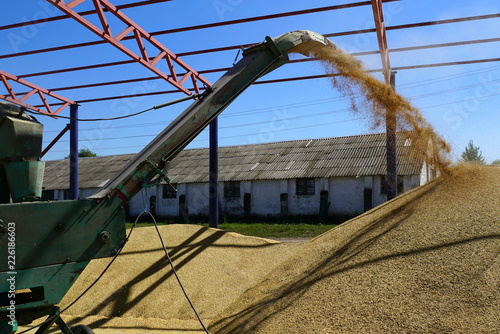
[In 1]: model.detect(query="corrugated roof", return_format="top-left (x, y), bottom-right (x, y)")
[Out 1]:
top-left (43, 132), bottom-right (424, 190)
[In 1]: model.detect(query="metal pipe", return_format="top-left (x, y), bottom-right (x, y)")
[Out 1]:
top-left (69, 104), bottom-right (79, 200)
top-left (41, 124), bottom-right (70, 158)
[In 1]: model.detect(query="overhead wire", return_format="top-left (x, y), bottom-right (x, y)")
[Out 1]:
top-left (396, 64), bottom-right (500, 89)
top-left (43, 106), bottom-right (355, 143)
top-left (40, 67), bottom-right (500, 146)
top-left (45, 116), bottom-right (370, 153)
top-left (46, 86), bottom-right (500, 152)
top-left (27, 56), bottom-right (500, 109)
top-left (41, 63), bottom-right (500, 134)
top-left (41, 86), bottom-right (500, 150)
top-left (41, 96), bottom-right (344, 133)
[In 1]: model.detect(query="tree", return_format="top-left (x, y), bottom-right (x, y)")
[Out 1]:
top-left (77, 148), bottom-right (98, 157)
top-left (65, 148), bottom-right (98, 159)
top-left (491, 159), bottom-right (500, 166)
top-left (460, 140), bottom-right (485, 164)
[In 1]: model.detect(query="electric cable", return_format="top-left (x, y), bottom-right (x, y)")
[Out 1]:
top-left (24, 106), bottom-right (155, 121)
top-left (144, 210), bottom-right (211, 334)
top-left (41, 106), bottom-right (356, 144)
top-left (16, 211), bottom-right (141, 333)
top-left (23, 93), bottom-right (203, 122)
top-left (39, 82), bottom-right (500, 153)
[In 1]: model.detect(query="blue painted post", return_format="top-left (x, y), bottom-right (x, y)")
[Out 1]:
top-left (209, 118), bottom-right (219, 228)
top-left (386, 71), bottom-right (397, 200)
top-left (69, 104), bottom-right (79, 200)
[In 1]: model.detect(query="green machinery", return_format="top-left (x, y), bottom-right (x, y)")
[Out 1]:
top-left (0, 31), bottom-right (335, 334)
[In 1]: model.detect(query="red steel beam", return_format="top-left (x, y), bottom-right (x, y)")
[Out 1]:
top-left (21, 37), bottom-right (500, 95)
top-left (3, 11), bottom-right (498, 62)
top-left (46, 0), bottom-right (211, 95)
top-left (371, 0), bottom-right (397, 201)
top-left (371, 0), bottom-right (391, 83)
top-left (2, 0), bottom-right (402, 60)
top-left (0, 70), bottom-right (74, 115)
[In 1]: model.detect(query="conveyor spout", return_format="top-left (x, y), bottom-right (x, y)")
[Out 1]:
top-left (92, 30), bottom-right (336, 202)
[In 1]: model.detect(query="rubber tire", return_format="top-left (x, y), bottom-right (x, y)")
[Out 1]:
top-left (70, 324), bottom-right (95, 334)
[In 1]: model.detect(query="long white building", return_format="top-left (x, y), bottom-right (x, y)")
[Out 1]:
top-left (42, 132), bottom-right (437, 220)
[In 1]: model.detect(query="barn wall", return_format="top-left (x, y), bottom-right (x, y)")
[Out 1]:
top-left (57, 173), bottom-right (425, 219)
top-left (287, 179), bottom-right (321, 216)
top-left (329, 177), bottom-right (365, 215)
top-left (251, 180), bottom-right (281, 216)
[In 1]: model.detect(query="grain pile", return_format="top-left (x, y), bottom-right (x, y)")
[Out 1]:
top-left (59, 224), bottom-right (299, 332)
top-left (49, 166), bottom-right (500, 334)
top-left (209, 165), bottom-right (500, 333)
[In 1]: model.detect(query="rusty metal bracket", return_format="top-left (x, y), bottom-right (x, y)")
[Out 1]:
top-left (142, 160), bottom-right (177, 193)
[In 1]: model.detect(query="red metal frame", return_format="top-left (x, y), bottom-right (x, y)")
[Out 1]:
top-left (370, 0), bottom-right (391, 83)
top-left (46, 0), bottom-right (211, 95)
top-left (370, 0), bottom-right (398, 201)
top-left (0, 70), bottom-right (74, 115)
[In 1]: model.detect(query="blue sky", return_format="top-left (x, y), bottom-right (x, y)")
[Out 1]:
top-left (1, 0), bottom-right (499, 163)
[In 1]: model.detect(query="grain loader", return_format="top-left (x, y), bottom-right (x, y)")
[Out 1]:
top-left (0, 30), bottom-right (335, 334)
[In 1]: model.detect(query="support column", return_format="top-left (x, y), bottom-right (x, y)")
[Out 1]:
top-left (69, 104), bottom-right (79, 200)
top-left (209, 118), bottom-right (219, 228)
top-left (386, 71), bottom-right (397, 200)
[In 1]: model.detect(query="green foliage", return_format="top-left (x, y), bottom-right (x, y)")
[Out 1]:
top-left (78, 148), bottom-right (98, 157)
top-left (491, 159), bottom-right (500, 166)
top-left (65, 148), bottom-right (98, 159)
top-left (460, 140), bottom-right (485, 164)
top-left (208, 223), bottom-right (336, 238)
top-left (125, 221), bottom-right (337, 238)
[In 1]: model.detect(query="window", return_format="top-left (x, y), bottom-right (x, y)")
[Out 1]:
top-left (162, 184), bottom-right (177, 199)
top-left (296, 178), bottom-right (315, 196)
top-left (224, 181), bottom-right (240, 198)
